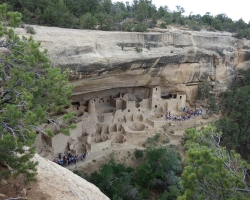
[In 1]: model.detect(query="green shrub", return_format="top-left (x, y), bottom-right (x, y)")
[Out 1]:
top-left (162, 138), bottom-right (170, 144)
top-left (134, 149), bottom-right (144, 159)
top-left (191, 24), bottom-right (201, 31)
top-left (217, 49), bottom-right (225, 57)
top-left (121, 22), bottom-right (134, 32)
top-left (235, 28), bottom-right (250, 39)
top-left (160, 22), bottom-right (167, 28)
top-left (142, 137), bottom-right (155, 147)
top-left (134, 23), bottom-right (147, 32)
top-left (25, 25), bottom-right (35, 34)
top-left (154, 133), bottom-right (161, 142)
top-left (136, 47), bottom-right (143, 53)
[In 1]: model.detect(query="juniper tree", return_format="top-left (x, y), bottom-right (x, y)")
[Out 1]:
top-left (0, 3), bottom-right (72, 183)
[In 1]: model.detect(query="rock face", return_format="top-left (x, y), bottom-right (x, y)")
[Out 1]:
top-left (33, 154), bottom-right (109, 200)
top-left (15, 26), bottom-right (250, 102)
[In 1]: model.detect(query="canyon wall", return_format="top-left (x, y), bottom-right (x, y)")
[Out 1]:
top-left (15, 26), bottom-right (250, 102)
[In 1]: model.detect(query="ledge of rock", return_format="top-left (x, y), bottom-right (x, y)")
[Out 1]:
top-left (33, 153), bottom-right (109, 200)
top-left (15, 26), bottom-right (250, 102)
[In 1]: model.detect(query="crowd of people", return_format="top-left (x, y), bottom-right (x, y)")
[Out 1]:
top-left (165, 106), bottom-right (204, 121)
top-left (53, 152), bottom-right (86, 166)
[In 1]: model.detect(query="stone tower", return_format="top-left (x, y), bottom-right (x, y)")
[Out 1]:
top-left (88, 99), bottom-right (96, 115)
top-left (150, 87), bottom-right (161, 110)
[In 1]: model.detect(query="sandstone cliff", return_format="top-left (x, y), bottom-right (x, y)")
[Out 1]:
top-left (32, 153), bottom-right (109, 200)
top-left (15, 26), bottom-right (250, 102)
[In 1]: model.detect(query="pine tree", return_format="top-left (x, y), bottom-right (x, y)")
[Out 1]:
top-left (0, 3), bottom-right (72, 184)
top-left (179, 126), bottom-right (250, 200)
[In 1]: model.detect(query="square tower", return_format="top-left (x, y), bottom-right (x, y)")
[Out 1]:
top-left (150, 87), bottom-right (161, 110)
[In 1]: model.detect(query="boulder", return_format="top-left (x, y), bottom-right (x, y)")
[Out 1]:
top-left (32, 154), bottom-right (109, 200)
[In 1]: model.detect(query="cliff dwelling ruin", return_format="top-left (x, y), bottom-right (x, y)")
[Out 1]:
top-left (36, 86), bottom-right (189, 159)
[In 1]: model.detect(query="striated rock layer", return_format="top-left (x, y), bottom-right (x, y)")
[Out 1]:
top-left (15, 26), bottom-right (250, 102)
top-left (33, 153), bottom-right (109, 200)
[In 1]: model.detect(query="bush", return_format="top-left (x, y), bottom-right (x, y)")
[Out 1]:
top-left (162, 138), bottom-right (170, 144)
top-left (154, 133), bottom-right (161, 142)
top-left (136, 47), bottom-right (143, 53)
top-left (235, 28), bottom-right (250, 39)
top-left (142, 137), bottom-right (155, 147)
top-left (25, 25), bottom-right (35, 34)
top-left (217, 49), bottom-right (225, 57)
top-left (160, 22), bottom-right (167, 28)
top-left (142, 134), bottom-right (162, 147)
top-left (134, 23), bottom-right (147, 32)
top-left (121, 22), bottom-right (134, 32)
top-left (190, 24), bottom-right (201, 31)
top-left (135, 149), bottom-right (144, 159)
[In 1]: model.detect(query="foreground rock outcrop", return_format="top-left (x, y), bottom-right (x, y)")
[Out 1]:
top-left (33, 154), bottom-right (109, 200)
top-left (15, 26), bottom-right (250, 103)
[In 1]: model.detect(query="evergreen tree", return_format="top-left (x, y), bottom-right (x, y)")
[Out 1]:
top-left (35, 7), bottom-right (42, 24)
top-left (101, 0), bottom-right (112, 14)
top-left (136, 1), bottom-right (149, 21)
top-left (0, 3), bottom-right (72, 183)
top-left (42, 6), bottom-right (57, 26)
top-left (80, 13), bottom-right (97, 29)
top-left (56, 0), bottom-right (70, 27)
top-left (179, 126), bottom-right (250, 200)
